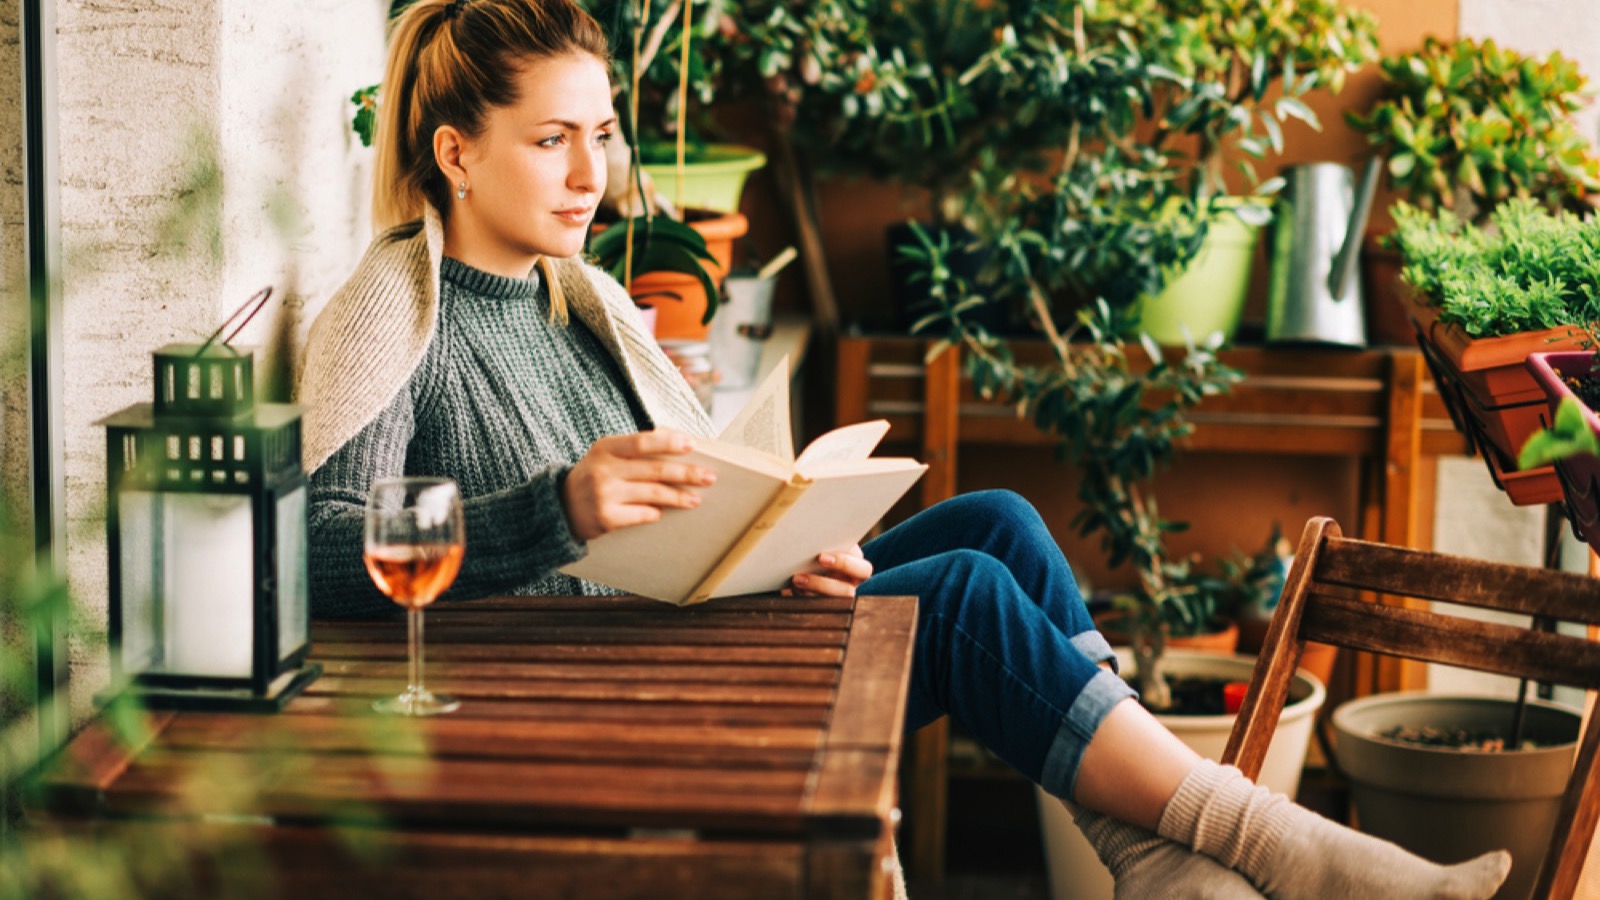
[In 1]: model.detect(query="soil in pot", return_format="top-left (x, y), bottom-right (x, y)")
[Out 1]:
top-left (1380, 724), bottom-right (1544, 752)
top-left (1556, 367), bottom-right (1600, 410)
top-left (1159, 674), bottom-right (1231, 715)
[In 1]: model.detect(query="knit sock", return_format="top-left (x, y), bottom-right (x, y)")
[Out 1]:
top-left (1155, 760), bottom-right (1511, 900)
top-left (1068, 802), bottom-right (1264, 899)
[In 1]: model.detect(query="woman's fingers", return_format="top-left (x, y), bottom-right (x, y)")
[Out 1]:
top-left (563, 430), bottom-right (717, 541)
top-left (789, 572), bottom-right (857, 598)
top-left (818, 548), bottom-right (873, 583)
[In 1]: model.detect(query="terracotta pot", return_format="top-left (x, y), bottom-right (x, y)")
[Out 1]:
top-left (1361, 236), bottom-right (1416, 347)
top-left (608, 210), bottom-right (749, 342)
top-left (1402, 290), bottom-right (1577, 504)
top-left (1093, 611), bottom-right (1241, 655)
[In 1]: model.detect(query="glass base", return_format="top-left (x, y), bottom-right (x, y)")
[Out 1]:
top-left (373, 688), bottom-right (460, 716)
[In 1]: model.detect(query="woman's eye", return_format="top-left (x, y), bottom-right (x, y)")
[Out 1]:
top-left (537, 134), bottom-right (565, 148)
top-left (595, 131), bottom-right (614, 146)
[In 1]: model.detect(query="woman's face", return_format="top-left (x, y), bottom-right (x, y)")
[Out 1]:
top-left (446, 52), bottom-right (613, 275)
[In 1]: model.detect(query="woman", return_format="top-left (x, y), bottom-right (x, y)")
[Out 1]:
top-left (298, 2), bottom-right (1510, 897)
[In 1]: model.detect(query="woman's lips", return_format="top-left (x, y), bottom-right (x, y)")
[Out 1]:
top-left (554, 207), bottom-right (594, 224)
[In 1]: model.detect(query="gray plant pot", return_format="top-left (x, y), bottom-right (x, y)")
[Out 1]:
top-left (1331, 692), bottom-right (1583, 900)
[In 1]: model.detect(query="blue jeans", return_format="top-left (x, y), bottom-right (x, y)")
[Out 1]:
top-left (860, 490), bottom-right (1135, 801)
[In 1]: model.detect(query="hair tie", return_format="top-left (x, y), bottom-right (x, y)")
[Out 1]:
top-left (444, 0), bottom-right (467, 19)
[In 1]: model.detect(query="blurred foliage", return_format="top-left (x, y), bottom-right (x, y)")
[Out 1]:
top-left (0, 123), bottom-right (416, 898)
top-left (1350, 36), bottom-right (1600, 220)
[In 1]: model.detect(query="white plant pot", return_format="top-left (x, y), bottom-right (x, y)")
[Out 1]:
top-left (1035, 650), bottom-right (1326, 900)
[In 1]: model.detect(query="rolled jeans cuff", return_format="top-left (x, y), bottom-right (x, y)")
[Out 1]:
top-left (1038, 667), bottom-right (1138, 802)
top-left (1070, 631), bottom-right (1119, 671)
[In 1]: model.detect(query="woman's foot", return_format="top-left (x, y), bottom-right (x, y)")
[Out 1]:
top-left (1156, 760), bottom-right (1511, 900)
top-left (1069, 802), bottom-right (1265, 899)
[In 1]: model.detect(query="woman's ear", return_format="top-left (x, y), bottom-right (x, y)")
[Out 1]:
top-left (433, 125), bottom-right (469, 186)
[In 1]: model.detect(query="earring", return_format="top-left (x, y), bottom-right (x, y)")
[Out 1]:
top-left (456, 182), bottom-right (467, 200)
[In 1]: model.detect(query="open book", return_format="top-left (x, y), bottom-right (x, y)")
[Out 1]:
top-left (560, 360), bottom-right (927, 605)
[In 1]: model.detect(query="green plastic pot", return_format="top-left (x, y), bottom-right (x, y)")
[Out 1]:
top-left (1135, 204), bottom-right (1265, 347)
top-left (641, 143), bottom-right (768, 214)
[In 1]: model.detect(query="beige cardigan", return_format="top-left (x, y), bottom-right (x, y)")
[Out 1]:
top-left (297, 207), bottom-right (713, 473)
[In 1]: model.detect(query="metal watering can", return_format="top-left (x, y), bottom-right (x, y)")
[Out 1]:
top-left (1265, 159), bottom-right (1383, 347)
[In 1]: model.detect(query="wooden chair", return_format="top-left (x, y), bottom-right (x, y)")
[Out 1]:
top-left (1222, 516), bottom-right (1600, 900)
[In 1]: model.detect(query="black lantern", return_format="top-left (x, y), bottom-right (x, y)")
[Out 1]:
top-left (98, 291), bottom-right (320, 711)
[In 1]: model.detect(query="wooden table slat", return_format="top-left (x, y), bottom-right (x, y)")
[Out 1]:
top-left (315, 659), bottom-right (841, 686)
top-left (454, 594), bottom-right (854, 614)
top-left (50, 821), bottom-right (808, 900)
top-left (312, 625), bottom-right (849, 648)
top-left (282, 695), bottom-right (836, 727)
top-left (161, 714), bottom-right (824, 756)
top-left (826, 596), bottom-right (916, 751)
top-left (305, 676), bottom-right (837, 707)
top-left (310, 641), bottom-right (845, 666)
top-left (390, 609), bottom-right (855, 630)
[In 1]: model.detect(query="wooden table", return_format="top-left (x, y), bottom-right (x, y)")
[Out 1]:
top-left (835, 335), bottom-right (1468, 884)
top-left (30, 593), bottom-right (918, 899)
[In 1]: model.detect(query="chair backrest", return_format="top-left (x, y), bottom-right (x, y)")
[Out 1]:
top-left (1222, 516), bottom-right (1600, 900)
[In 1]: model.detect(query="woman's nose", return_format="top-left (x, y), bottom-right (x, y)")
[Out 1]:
top-left (570, 143), bottom-right (602, 194)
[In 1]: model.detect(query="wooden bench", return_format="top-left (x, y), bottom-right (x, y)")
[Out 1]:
top-left (30, 593), bottom-right (918, 899)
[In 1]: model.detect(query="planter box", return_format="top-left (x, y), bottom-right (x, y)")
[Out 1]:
top-left (1401, 291), bottom-right (1578, 505)
top-left (1035, 651), bottom-right (1326, 900)
top-left (1525, 351), bottom-right (1600, 553)
top-left (1333, 693), bottom-right (1583, 900)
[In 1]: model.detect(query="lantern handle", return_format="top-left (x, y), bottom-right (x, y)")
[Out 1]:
top-left (194, 286), bottom-right (273, 358)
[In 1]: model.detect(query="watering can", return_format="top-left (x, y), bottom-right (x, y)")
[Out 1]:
top-left (1265, 158), bottom-right (1383, 347)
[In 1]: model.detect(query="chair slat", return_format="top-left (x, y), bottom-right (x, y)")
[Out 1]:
top-left (1316, 538), bottom-right (1600, 625)
top-left (1538, 713), bottom-right (1600, 899)
top-left (1300, 593), bottom-right (1600, 689)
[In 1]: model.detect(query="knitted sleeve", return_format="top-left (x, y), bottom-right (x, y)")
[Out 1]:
top-left (307, 375), bottom-right (589, 619)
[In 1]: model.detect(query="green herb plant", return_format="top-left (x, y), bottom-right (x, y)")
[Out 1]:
top-left (1389, 197), bottom-right (1600, 339)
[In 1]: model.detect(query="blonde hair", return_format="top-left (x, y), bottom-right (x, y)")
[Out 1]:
top-left (371, 0), bottom-right (610, 232)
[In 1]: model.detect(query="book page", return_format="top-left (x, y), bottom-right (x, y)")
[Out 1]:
top-left (715, 355), bottom-right (793, 463)
top-left (708, 460), bottom-right (927, 599)
top-left (558, 445), bottom-right (787, 603)
top-left (795, 420), bottom-right (891, 473)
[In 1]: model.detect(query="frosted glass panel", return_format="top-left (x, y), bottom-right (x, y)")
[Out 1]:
top-left (116, 492), bottom-right (159, 674)
top-left (276, 485), bottom-right (308, 660)
top-left (161, 494), bottom-right (254, 679)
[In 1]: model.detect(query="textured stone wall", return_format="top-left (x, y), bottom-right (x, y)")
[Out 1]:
top-left (53, 0), bottom-right (384, 720)
top-left (0, 0), bottom-right (25, 832)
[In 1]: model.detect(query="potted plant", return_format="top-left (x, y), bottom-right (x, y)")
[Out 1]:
top-left (1349, 36), bottom-right (1600, 345)
top-left (1388, 198), bottom-right (1600, 503)
top-left (1331, 692), bottom-right (1584, 900)
top-left (582, 0), bottom-right (763, 340)
top-left (732, 0), bottom-right (1377, 341)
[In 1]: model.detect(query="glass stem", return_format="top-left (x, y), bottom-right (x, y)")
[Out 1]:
top-left (408, 606), bottom-right (424, 697)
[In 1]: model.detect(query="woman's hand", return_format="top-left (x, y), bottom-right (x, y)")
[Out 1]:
top-left (784, 544), bottom-right (872, 598)
top-left (562, 429), bottom-right (716, 542)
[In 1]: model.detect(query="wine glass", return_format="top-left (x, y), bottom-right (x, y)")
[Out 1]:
top-left (364, 477), bottom-right (464, 716)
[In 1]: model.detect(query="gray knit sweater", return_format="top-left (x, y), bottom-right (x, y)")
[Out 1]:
top-left (308, 259), bottom-right (652, 618)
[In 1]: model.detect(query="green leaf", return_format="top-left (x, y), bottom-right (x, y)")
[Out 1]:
top-left (1517, 396), bottom-right (1600, 468)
